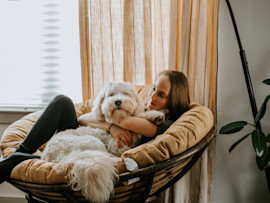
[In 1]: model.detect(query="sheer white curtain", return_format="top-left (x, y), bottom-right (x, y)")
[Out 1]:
top-left (164, 0), bottom-right (218, 202)
top-left (79, 0), bottom-right (218, 202)
top-left (79, 0), bottom-right (179, 99)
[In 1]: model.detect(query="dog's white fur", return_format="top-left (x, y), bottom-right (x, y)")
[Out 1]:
top-left (41, 82), bottom-right (165, 203)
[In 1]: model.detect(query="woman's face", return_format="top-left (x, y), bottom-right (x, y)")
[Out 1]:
top-left (147, 75), bottom-right (171, 111)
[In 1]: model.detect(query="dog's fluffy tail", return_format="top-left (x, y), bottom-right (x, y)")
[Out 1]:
top-left (54, 150), bottom-right (119, 203)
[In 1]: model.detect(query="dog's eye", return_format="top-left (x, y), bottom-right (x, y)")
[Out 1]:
top-left (108, 93), bottom-right (114, 97)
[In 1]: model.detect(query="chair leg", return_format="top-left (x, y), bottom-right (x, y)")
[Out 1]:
top-left (25, 194), bottom-right (45, 203)
top-left (146, 192), bottom-right (163, 203)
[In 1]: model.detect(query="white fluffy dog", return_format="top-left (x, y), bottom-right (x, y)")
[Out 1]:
top-left (41, 82), bottom-right (165, 203)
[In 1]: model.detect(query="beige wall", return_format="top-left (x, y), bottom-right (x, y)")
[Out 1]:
top-left (213, 0), bottom-right (270, 202)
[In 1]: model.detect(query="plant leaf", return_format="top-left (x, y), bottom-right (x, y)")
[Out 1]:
top-left (263, 79), bottom-right (270, 85)
top-left (255, 95), bottom-right (270, 124)
top-left (266, 150), bottom-right (270, 168)
top-left (252, 129), bottom-right (266, 157)
top-left (229, 133), bottom-right (251, 152)
top-left (266, 134), bottom-right (270, 142)
top-left (219, 121), bottom-right (248, 134)
top-left (256, 147), bottom-right (270, 170)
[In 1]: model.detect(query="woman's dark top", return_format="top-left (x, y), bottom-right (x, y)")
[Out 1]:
top-left (140, 120), bottom-right (174, 144)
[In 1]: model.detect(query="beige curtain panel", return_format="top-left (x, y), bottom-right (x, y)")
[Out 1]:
top-left (79, 0), bottom-right (218, 202)
top-left (163, 0), bottom-right (218, 202)
top-left (79, 0), bottom-right (183, 98)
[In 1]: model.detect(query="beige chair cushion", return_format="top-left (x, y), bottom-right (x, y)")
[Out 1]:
top-left (0, 85), bottom-right (214, 184)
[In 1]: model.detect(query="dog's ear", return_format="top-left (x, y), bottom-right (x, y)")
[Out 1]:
top-left (130, 85), bottom-right (145, 115)
top-left (92, 91), bottom-right (105, 121)
top-left (134, 95), bottom-right (145, 115)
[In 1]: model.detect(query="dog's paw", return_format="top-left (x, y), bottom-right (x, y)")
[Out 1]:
top-left (151, 111), bottom-right (166, 125)
top-left (160, 108), bottom-right (169, 115)
top-left (137, 110), bottom-right (165, 125)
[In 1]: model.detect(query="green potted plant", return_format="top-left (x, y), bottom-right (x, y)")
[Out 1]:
top-left (219, 78), bottom-right (270, 171)
top-left (223, 0), bottom-right (270, 192)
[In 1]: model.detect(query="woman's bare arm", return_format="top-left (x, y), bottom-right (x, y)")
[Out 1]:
top-left (78, 113), bottom-right (158, 148)
top-left (78, 113), bottom-right (111, 131)
top-left (117, 116), bottom-right (157, 137)
top-left (79, 113), bottom-right (157, 137)
top-left (78, 113), bottom-right (134, 147)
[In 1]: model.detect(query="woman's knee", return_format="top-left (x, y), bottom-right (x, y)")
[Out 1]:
top-left (51, 95), bottom-right (74, 109)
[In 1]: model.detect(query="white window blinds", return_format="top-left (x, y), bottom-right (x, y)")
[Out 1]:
top-left (0, 0), bottom-right (82, 112)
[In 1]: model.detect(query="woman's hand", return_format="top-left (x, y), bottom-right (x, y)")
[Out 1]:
top-left (109, 125), bottom-right (135, 148)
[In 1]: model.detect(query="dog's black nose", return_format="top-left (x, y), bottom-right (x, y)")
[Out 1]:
top-left (115, 100), bottom-right (122, 107)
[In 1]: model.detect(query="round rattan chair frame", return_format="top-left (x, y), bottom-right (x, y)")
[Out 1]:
top-left (8, 127), bottom-right (215, 203)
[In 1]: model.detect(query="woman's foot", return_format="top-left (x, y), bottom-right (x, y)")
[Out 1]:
top-left (0, 152), bottom-right (40, 184)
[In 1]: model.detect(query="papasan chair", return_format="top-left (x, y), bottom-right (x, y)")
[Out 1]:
top-left (0, 85), bottom-right (215, 203)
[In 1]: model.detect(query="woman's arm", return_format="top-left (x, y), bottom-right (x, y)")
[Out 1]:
top-left (78, 113), bottom-right (111, 131)
top-left (117, 116), bottom-right (158, 137)
top-left (78, 113), bottom-right (134, 147)
top-left (78, 113), bottom-right (158, 137)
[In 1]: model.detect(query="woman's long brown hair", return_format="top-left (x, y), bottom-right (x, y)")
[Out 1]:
top-left (158, 70), bottom-right (190, 121)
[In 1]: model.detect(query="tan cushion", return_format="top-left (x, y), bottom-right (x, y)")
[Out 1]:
top-left (0, 86), bottom-right (214, 183)
top-left (121, 103), bottom-right (214, 168)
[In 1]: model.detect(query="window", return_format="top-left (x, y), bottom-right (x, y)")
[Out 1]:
top-left (0, 0), bottom-right (82, 112)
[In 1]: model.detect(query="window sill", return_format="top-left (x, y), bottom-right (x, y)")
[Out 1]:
top-left (0, 106), bottom-right (44, 124)
top-left (0, 106), bottom-right (44, 113)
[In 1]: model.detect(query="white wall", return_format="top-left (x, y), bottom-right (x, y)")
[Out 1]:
top-left (213, 0), bottom-right (270, 202)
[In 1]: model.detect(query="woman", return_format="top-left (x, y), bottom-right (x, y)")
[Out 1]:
top-left (0, 70), bottom-right (190, 183)
top-left (79, 70), bottom-right (190, 147)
